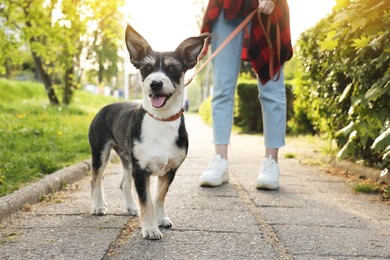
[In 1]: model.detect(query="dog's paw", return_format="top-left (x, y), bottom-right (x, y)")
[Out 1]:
top-left (142, 227), bottom-right (163, 240)
top-left (126, 207), bottom-right (139, 216)
top-left (158, 217), bottom-right (173, 228)
top-left (91, 204), bottom-right (108, 216)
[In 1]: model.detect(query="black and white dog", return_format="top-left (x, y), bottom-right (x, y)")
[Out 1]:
top-left (88, 24), bottom-right (210, 240)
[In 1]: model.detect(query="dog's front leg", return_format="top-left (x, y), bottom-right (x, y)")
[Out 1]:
top-left (156, 169), bottom-right (176, 228)
top-left (133, 168), bottom-right (162, 240)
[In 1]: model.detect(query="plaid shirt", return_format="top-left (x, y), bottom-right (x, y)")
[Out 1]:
top-left (201, 0), bottom-right (293, 84)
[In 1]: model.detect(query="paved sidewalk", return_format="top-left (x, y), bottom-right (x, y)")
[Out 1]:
top-left (1, 114), bottom-right (389, 259)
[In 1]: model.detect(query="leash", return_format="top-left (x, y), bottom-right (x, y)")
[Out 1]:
top-left (148, 9), bottom-right (281, 121)
top-left (185, 8), bottom-right (258, 87)
top-left (257, 11), bottom-right (281, 81)
top-left (185, 8), bottom-right (281, 87)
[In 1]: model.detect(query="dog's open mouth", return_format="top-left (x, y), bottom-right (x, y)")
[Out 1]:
top-left (150, 93), bottom-right (171, 108)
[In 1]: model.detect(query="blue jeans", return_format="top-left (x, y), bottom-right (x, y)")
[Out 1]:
top-left (211, 11), bottom-right (286, 148)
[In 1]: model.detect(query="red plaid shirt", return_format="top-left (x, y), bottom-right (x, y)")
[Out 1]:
top-left (201, 0), bottom-right (293, 84)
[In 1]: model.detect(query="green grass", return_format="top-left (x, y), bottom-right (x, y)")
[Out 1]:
top-left (352, 180), bottom-right (381, 194)
top-left (0, 79), bottom-right (118, 197)
top-left (283, 153), bottom-right (296, 159)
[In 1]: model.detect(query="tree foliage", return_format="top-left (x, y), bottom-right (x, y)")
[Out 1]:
top-left (0, 0), bottom-right (123, 105)
top-left (292, 0), bottom-right (389, 168)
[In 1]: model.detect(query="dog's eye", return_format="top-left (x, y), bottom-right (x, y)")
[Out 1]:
top-left (165, 63), bottom-right (181, 79)
top-left (167, 65), bottom-right (177, 73)
top-left (142, 65), bottom-right (153, 73)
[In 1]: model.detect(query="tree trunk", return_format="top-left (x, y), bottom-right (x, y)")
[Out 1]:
top-left (5, 59), bottom-right (11, 79)
top-left (24, 15), bottom-right (60, 105)
top-left (31, 52), bottom-right (60, 105)
top-left (63, 66), bottom-right (74, 105)
top-left (98, 60), bottom-right (104, 84)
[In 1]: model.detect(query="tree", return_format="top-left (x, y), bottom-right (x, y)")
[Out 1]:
top-left (90, 12), bottom-right (122, 87)
top-left (0, 0), bottom-right (124, 105)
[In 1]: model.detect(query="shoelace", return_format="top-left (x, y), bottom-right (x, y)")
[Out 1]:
top-left (262, 155), bottom-right (276, 172)
top-left (208, 157), bottom-right (225, 171)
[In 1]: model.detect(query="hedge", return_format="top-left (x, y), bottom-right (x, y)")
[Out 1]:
top-left (291, 0), bottom-right (389, 169)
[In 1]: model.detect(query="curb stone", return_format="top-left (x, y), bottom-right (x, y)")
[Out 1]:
top-left (0, 160), bottom-right (91, 222)
top-left (331, 159), bottom-right (389, 184)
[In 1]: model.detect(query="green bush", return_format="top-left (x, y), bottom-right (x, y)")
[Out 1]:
top-left (234, 80), bottom-right (263, 133)
top-left (293, 0), bottom-right (389, 168)
top-left (287, 64), bottom-right (317, 135)
top-left (198, 95), bottom-right (212, 126)
top-left (285, 83), bottom-right (295, 133)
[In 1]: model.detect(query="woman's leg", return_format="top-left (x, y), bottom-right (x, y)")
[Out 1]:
top-left (256, 67), bottom-right (286, 190)
top-left (199, 11), bottom-right (244, 187)
top-left (211, 11), bottom-right (244, 160)
top-left (258, 66), bottom-right (287, 161)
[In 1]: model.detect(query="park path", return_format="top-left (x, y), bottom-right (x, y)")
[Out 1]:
top-left (1, 114), bottom-right (389, 259)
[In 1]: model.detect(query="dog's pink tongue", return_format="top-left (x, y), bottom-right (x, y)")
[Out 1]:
top-left (151, 95), bottom-right (166, 108)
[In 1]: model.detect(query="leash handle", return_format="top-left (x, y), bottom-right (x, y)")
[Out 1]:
top-left (257, 11), bottom-right (281, 81)
top-left (185, 8), bottom-right (258, 87)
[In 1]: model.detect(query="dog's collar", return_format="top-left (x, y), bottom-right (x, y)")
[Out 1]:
top-left (146, 108), bottom-right (184, 122)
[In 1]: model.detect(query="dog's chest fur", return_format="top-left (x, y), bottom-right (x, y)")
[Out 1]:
top-left (133, 114), bottom-right (187, 176)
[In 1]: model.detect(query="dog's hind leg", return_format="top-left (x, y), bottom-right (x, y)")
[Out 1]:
top-left (119, 157), bottom-right (139, 216)
top-left (90, 143), bottom-right (111, 216)
top-left (156, 169), bottom-right (176, 228)
top-left (133, 168), bottom-right (162, 240)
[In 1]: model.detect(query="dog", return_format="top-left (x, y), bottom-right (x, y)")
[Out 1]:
top-left (88, 24), bottom-right (210, 240)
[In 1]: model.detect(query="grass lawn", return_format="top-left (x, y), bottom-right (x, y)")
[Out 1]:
top-left (0, 79), bottom-right (118, 197)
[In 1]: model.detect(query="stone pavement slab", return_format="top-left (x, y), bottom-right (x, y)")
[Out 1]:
top-left (0, 114), bottom-right (389, 260)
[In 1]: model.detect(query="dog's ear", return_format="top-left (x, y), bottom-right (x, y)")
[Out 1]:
top-left (125, 24), bottom-right (152, 68)
top-left (175, 33), bottom-right (211, 70)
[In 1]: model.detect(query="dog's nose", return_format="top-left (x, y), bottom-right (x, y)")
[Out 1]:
top-left (150, 80), bottom-right (163, 91)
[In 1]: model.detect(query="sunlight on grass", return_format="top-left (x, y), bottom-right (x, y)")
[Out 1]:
top-left (0, 79), bottom-right (118, 197)
top-left (284, 134), bottom-right (338, 165)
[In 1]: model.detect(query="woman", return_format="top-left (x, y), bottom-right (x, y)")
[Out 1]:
top-left (199, 0), bottom-right (293, 189)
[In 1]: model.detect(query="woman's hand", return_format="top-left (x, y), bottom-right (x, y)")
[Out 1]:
top-left (258, 0), bottom-right (276, 14)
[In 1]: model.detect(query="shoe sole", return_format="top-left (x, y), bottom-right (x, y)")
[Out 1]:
top-left (256, 181), bottom-right (279, 190)
top-left (199, 177), bottom-right (229, 187)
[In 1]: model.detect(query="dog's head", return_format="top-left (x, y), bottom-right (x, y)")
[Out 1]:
top-left (125, 24), bottom-right (210, 119)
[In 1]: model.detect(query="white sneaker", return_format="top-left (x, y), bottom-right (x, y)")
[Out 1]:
top-left (199, 155), bottom-right (229, 187)
top-left (256, 155), bottom-right (280, 190)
